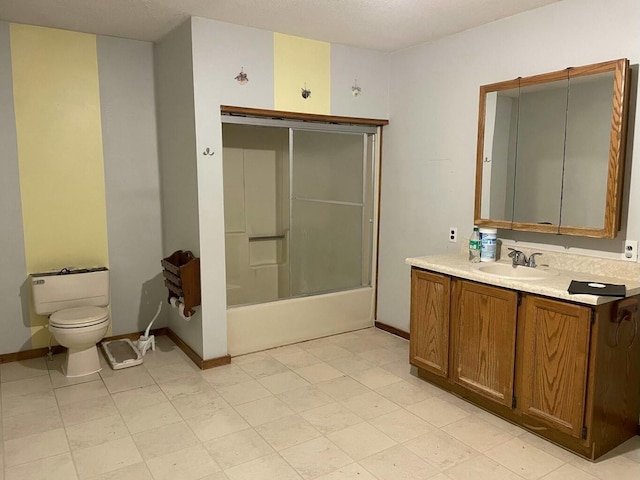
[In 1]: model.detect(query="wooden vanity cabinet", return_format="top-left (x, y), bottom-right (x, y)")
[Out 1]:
top-left (409, 266), bottom-right (640, 460)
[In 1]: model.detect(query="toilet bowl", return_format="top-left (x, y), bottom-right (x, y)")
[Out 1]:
top-left (31, 267), bottom-right (111, 378)
top-left (49, 306), bottom-right (110, 377)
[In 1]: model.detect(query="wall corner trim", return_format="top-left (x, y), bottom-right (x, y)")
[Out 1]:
top-left (374, 321), bottom-right (410, 340)
top-left (0, 327), bottom-right (231, 371)
top-left (165, 328), bottom-right (231, 369)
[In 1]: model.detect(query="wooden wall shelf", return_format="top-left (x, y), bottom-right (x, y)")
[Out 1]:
top-left (161, 250), bottom-right (201, 317)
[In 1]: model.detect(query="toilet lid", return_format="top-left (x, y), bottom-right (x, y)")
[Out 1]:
top-left (50, 306), bottom-right (109, 328)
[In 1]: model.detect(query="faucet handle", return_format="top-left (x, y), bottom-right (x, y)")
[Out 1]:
top-left (528, 253), bottom-right (543, 268)
top-left (507, 248), bottom-right (521, 258)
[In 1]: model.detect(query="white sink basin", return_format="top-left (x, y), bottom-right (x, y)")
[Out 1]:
top-left (471, 262), bottom-right (556, 281)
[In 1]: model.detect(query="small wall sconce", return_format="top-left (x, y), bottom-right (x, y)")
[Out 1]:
top-left (352, 79), bottom-right (362, 97)
top-left (301, 83), bottom-right (311, 99)
top-left (234, 67), bottom-right (248, 85)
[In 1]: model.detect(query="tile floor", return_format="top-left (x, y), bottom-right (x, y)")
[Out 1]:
top-left (0, 327), bottom-right (638, 480)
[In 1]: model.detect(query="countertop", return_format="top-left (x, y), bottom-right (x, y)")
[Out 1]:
top-left (406, 253), bottom-right (640, 306)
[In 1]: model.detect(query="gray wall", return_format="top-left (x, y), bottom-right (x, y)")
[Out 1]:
top-left (154, 21), bottom-right (204, 357)
top-left (0, 22), bottom-right (31, 354)
top-left (98, 35), bottom-right (167, 335)
top-left (0, 22), bottom-right (166, 353)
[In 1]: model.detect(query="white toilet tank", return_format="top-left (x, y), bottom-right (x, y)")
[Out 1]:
top-left (31, 267), bottom-right (109, 315)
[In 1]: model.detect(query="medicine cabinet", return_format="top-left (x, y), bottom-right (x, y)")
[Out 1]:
top-left (474, 59), bottom-right (630, 238)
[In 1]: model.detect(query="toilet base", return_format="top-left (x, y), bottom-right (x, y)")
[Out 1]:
top-left (63, 344), bottom-right (103, 378)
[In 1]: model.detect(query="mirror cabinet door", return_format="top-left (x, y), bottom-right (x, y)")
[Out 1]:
top-left (512, 78), bottom-right (568, 229)
top-left (479, 87), bottom-right (519, 223)
top-left (560, 71), bottom-right (615, 231)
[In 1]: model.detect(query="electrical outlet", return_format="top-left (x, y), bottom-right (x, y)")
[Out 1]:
top-left (449, 227), bottom-right (458, 243)
top-left (624, 240), bottom-right (638, 262)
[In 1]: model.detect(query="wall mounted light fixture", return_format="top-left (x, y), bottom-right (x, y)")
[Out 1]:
top-left (352, 79), bottom-right (362, 97)
top-left (234, 67), bottom-right (248, 85)
top-left (301, 82), bottom-right (311, 99)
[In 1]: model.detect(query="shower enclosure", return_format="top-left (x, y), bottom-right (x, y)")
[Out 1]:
top-left (222, 116), bottom-right (379, 354)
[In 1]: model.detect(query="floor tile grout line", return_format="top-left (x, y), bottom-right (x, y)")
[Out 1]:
top-left (284, 335), bottom-right (469, 476)
top-left (204, 345), bottom-right (343, 475)
top-left (539, 462), bottom-right (570, 480)
top-left (48, 366), bottom-right (81, 480)
top-left (11, 334), bottom-right (353, 478)
top-left (1, 365), bottom-right (67, 472)
top-left (220, 339), bottom-right (410, 479)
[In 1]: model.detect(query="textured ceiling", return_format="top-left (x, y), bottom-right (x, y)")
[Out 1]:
top-left (0, 0), bottom-right (561, 51)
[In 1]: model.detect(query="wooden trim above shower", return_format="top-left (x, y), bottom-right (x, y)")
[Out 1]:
top-left (221, 105), bottom-right (389, 126)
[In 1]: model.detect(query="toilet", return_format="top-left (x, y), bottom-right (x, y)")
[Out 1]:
top-left (31, 267), bottom-right (110, 377)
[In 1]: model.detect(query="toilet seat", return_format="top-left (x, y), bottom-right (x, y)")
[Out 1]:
top-left (50, 306), bottom-right (109, 329)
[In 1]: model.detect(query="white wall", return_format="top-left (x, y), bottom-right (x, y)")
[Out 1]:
top-left (378, 0), bottom-right (640, 332)
top-left (186, 17), bottom-right (389, 359)
top-left (331, 45), bottom-right (390, 119)
top-left (190, 17), bottom-right (275, 360)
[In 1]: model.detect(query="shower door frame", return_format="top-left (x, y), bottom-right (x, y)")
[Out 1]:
top-left (221, 106), bottom-right (387, 355)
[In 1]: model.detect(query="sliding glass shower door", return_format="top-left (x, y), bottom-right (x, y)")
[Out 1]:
top-left (222, 120), bottom-right (376, 307)
top-left (290, 129), bottom-right (373, 297)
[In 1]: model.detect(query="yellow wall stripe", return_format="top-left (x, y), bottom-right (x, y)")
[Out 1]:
top-left (10, 24), bottom-right (109, 346)
top-left (274, 33), bottom-right (330, 114)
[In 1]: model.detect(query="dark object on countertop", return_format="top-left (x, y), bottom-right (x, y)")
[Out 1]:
top-left (568, 280), bottom-right (626, 297)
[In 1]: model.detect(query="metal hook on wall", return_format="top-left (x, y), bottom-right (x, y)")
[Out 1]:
top-left (203, 147), bottom-right (214, 156)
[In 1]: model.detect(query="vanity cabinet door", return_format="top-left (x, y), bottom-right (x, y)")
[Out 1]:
top-left (410, 269), bottom-right (450, 377)
top-left (517, 295), bottom-right (591, 439)
top-left (451, 280), bottom-right (518, 407)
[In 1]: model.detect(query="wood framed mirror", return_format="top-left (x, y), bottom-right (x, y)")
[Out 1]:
top-left (474, 59), bottom-right (630, 238)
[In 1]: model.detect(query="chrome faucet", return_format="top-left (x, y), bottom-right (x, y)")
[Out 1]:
top-left (507, 248), bottom-right (543, 268)
top-left (508, 248), bottom-right (527, 267)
